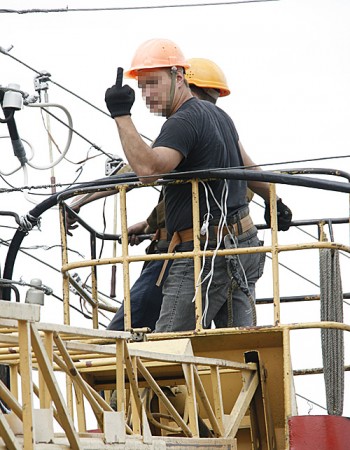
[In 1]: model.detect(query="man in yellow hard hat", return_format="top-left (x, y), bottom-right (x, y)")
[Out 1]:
top-left (104, 38), bottom-right (292, 333)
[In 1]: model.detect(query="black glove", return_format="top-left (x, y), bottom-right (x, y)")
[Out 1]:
top-left (105, 67), bottom-right (135, 118)
top-left (264, 198), bottom-right (292, 231)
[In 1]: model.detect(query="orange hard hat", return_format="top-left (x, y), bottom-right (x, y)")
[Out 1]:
top-left (124, 38), bottom-right (190, 79)
top-left (185, 58), bottom-right (230, 97)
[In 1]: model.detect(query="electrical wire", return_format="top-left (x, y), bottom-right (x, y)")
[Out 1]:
top-left (193, 179), bottom-right (241, 327)
top-left (2, 50), bottom-right (349, 166)
top-left (0, 40), bottom-right (349, 322)
top-left (50, 291), bottom-right (108, 328)
top-left (37, 105), bottom-right (112, 158)
top-left (19, 243), bottom-right (85, 259)
top-left (0, 173), bottom-right (16, 189)
top-left (296, 393), bottom-right (327, 412)
top-left (22, 166), bottom-right (84, 197)
top-left (26, 102), bottom-right (73, 169)
top-left (22, 164), bottom-right (84, 205)
top-left (0, 136), bottom-right (34, 175)
top-left (0, 48), bottom-right (153, 143)
top-left (0, 1), bottom-right (280, 15)
top-left (0, 237), bottom-right (121, 305)
top-left (202, 181), bottom-right (229, 325)
top-left (1, 160), bottom-right (349, 196)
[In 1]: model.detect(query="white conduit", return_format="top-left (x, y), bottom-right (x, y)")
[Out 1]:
top-left (26, 102), bottom-right (73, 169)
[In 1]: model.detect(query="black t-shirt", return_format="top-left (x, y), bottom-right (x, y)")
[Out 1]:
top-left (152, 97), bottom-right (248, 235)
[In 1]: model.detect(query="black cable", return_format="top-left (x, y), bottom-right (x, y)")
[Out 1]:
top-left (2, 168), bottom-right (350, 300)
top-left (2, 173), bottom-right (134, 300)
top-left (0, 236), bottom-right (121, 305)
top-left (1, 161), bottom-right (350, 196)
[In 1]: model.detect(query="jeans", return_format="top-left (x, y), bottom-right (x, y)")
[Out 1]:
top-left (107, 258), bottom-right (172, 331)
top-left (215, 230), bottom-right (266, 327)
top-left (154, 226), bottom-right (265, 332)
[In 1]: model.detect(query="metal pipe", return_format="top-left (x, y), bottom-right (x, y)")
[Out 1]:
top-left (119, 186), bottom-right (131, 331)
top-left (191, 179), bottom-right (203, 332)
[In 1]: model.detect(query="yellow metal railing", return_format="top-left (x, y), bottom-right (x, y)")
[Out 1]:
top-left (59, 178), bottom-right (350, 332)
top-left (1, 173), bottom-right (349, 449)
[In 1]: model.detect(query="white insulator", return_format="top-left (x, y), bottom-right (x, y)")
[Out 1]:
top-left (25, 278), bottom-right (45, 306)
top-left (3, 83), bottom-right (23, 110)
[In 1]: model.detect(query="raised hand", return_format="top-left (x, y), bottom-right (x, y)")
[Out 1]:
top-left (105, 67), bottom-right (135, 118)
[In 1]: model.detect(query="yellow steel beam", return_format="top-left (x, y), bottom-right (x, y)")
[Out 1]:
top-left (30, 324), bottom-right (82, 450)
top-left (119, 185), bottom-right (131, 331)
top-left (269, 184), bottom-right (281, 326)
top-left (18, 320), bottom-right (35, 450)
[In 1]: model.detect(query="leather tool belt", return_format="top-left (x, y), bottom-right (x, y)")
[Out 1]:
top-left (155, 213), bottom-right (254, 286)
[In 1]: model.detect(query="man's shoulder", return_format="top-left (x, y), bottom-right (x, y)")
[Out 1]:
top-left (184, 97), bottom-right (229, 118)
top-left (175, 97), bottom-right (198, 114)
top-left (173, 97), bottom-right (219, 120)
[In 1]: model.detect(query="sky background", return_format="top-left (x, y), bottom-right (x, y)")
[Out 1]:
top-left (0, 0), bottom-right (349, 420)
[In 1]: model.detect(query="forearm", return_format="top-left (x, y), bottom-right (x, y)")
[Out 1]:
top-left (115, 116), bottom-right (159, 179)
top-left (70, 191), bottom-right (115, 210)
top-left (238, 140), bottom-right (278, 203)
top-left (247, 180), bottom-right (270, 202)
top-left (114, 116), bottom-right (182, 181)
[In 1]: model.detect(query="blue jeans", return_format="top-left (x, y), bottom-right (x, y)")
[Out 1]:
top-left (107, 259), bottom-right (172, 331)
top-left (154, 226), bottom-right (265, 332)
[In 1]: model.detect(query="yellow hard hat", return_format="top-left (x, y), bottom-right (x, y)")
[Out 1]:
top-left (185, 58), bottom-right (230, 97)
top-left (125, 38), bottom-right (190, 79)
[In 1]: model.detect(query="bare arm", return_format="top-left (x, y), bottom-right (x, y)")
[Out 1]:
top-left (238, 140), bottom-right (276, 203)
top-left (114, 116), bottom-right (183, 181)
top-left (65, 191), bottom-right (116, 234)
top-left (239, 141), bottom-right (293, 230)
top-left (70, 191), bottom-right (115, 210)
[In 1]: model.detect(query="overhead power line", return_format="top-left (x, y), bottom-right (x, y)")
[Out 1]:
top-left (0, 1), bottom-right (280, 15)
top-left (1, 155), bottom-right (350, 195)
top-left (0, 47), bottom-right (153, 143)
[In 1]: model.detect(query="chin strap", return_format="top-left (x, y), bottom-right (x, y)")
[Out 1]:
top-left (166, 66), bottom-right (178, 118)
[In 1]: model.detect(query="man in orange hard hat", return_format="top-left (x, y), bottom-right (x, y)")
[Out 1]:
top-left (107, 56), bottom-right (238, 332)
top-left (104, 40), bottom-right (292, 332)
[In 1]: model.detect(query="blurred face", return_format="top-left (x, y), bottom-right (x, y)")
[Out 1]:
top-left (137, 69), bottom-right (171, 116)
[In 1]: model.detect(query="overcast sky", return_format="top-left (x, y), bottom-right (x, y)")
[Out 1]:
top-left (0, 0), bottom-right (349, 417)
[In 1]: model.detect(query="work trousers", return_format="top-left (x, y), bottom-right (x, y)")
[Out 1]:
top-left (107, 258), bottom-right (171, 331)
top-left (154, 226), bottom-right (265, 332)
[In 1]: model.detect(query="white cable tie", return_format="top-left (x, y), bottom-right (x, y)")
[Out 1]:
top-left (29, 214), bottom-right (41, 231)
top-left (18, 215), bottom-right (33, 232)
top-left (19, 214), bottom-right (41, 232)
